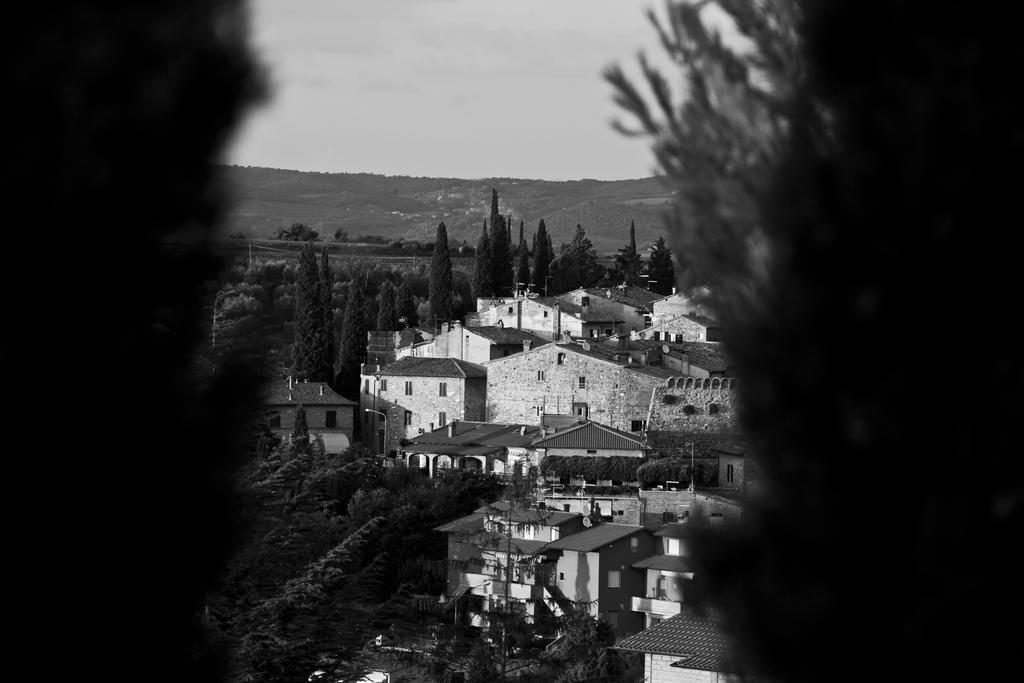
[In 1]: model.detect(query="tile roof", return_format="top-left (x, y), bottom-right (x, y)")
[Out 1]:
top-left (407, 421), bottom-right (543, 449)
top-left (476, 501), bottom-right (581, 526)
top-left (264, 379), bottom-right (357, 406)
top-left (678, 342), bottom-right (730, 373)
top-left (613, 608), bottom-right (734, 673)
top-left (464, 326), bottom-right (547, 346)
top-left (555, 342), bottom-right (679, 380)
top-left (532, 420), bottom-right (645, 450)
top-left (581, 286), bottom-right (663, 308)
top-left (543, 523), bottom-right (646, 552)
top-left (433, 513), bottom-right (484, 534)
top-left (378, 356), bottom-right (487, 378)
top-left (631, 554), bottom-right (694, 572)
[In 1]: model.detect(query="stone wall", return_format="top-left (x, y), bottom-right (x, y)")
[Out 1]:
top-left (646, 377), bottom-right (741, 463)
top-left (485, 344), bottom-right (660, 433)
top-left (639, 490), bottom-right (742, 527)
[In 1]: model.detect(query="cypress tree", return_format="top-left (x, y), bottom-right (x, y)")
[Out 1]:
top-left (646, 236), bottom-right (676, 295)
top-left (395, 281), bottom-right (418, 328)
top-left (429, 221), bottom-right (453, 330)
top-left (292, 243), bottom-right (329, 381)
top-left (472, 220), bottom-right (494, 300)
top-left (613, 220), bottom-right (643, 287)
top-left (376, 279), bottom-right (399, 331)
top-left (531, 219), bottom-right (552, 296)
top-left (488, 189), bottom-right (513, 296)
top-left (335, 277), bottom-right (367, 399)
top-left (291, 404), bottom-right (310, 453)
top-left (319, 247), bottom-right (335, 381)
top-left (551, 224), bottom-right (603, 293)
top-left (515, 229), bottom-right (530, 293)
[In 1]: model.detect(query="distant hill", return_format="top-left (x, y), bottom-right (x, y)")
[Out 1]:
top-left (222, 166), bottom-right (680, 254)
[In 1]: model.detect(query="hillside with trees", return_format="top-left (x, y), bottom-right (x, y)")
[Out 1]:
top-left (222, 165), bottom-right (682, 254)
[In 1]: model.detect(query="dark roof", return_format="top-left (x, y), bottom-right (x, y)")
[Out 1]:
top-left (532, 420), bottom-right (645, 450)
top-left (405, 443), bottom-right (503, 458)
top-left (632, 554), bottom-right (694, 572)
top-left (464, 326), bottom-right (547, 345)
top-left (407, 421), bottom-right (542, 449)
top-left (678, 342), bottom-right (730, 373)
top-left (653, 522), bottom-right (693, 538)
top-left (379, 356), bottom-right (487, 378)
top-left (710, 440), bottom-right (747, 456)
top-left (433, 513), bottom-right (485, 534)
top-left (683, 314), bottom-right (718, 328)
top-left (264, 379), bottom-right (357, 406)
top-left (581, 286), bottom-right (663, 308)
top-left (476, 501), bottom-right (581, 526)
top-left (614, 608), bottom-right (733, 672)
top-left (544, 523), bottom-right (646, 552)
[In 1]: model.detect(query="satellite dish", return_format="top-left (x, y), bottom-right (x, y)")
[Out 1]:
top-left (582, 516), bottom-right (593, 528)
top-left (662, 344), bottom-right (670, 354)
top-left (580, 341), bottom-right (591, 351)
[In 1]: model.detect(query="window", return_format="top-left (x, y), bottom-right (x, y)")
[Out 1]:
top-left (607, 570), bottom-right (620, 588)
top-left (675, 334), bottom-right (684, 343)
top-left (325, 410), bottom-right (337, 428)
top-left (586, 449), bottom-right (597, 454)
top-left (581, 296), bottom-right (590, 307)
top-left (404, 410), bottom-right (412, 426)
top-left (630, 537), bottom-right (639, 552)
top-left (438, 411), bottom-right (447, 427)
top-left (562, 504), bottom-right (571, 512)
top-left (537, 370), bottom-right (545, 381)
top-left (558, 571), bottom-right (565, 581)
top-left (630, 419), bottom-right (646, 432)
top-left (573, 403), bottom-right (589, 418)
top-left (727, 463), bottom-right (735, 483)
top-left (604, 328), bottom-right (612, 336)
top-left (682, 404), bottom-right (696, 415)
top-left (404, 381), bottom-right (413, 396)
top-left (380, 379), bottom-right (387, 392)
top-left (578, 376), bottom-right (587, 389)
top-left (606, 610), bottom-right (620, 629)
top-left (508, 306), bottom-right (514, 314)
top-left (653, 331), bottom-right (660, 340)
top-left (363, 379), bottom-right (370, 394)
top-left (557, 353), bottom-right (566, 365)
top-left (439, 381), bottom-right (447, 397)
top-left (543, 310), bottom-right (549, 318)
top-left (589, 328), bottom-right (598, 338)
top-left (269, 413), bottom-right (281, 429)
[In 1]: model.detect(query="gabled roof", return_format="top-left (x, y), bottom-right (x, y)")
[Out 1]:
top-left (264, 379), bottom-right (357, 406)
top-left (378, 356), bottom-right (486, 378)
top-left (613, 608), bottom-right (734, 673)
top-left (433, 513), bottom-right (485, 534)
top-left (407, 421), bottom-right (543, 449)
top-left (543, 523), bottom-right (646, 552)
top-left (534, 297), bottom-right (623, 323)
top-left (532, 420), bottom-right (645, 450)
top-left (581, 286), bottom-right (663, 308)
top-left (464, 326), bottom-right (547, 346)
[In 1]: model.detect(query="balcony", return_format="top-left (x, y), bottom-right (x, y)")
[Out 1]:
top-left (631, 595), bottom-right (683, 617)
top-left (462, 570), bottom-right (551, 601)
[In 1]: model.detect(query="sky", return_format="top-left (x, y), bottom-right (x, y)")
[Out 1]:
top-left (226, 0), bottom-right (680, 181)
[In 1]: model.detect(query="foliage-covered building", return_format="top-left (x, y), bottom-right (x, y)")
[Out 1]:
top-left (263, 377), bottom-right (357, 454)
top-left (359, 356), bottom-right (486, 455)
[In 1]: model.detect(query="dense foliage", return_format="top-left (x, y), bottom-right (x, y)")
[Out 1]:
top-left (550, 224), bottom-right (605, 293)
top-left (274, 222), bottom-right (320, 241)
top-left (540, 455), bottom-right (641, 483)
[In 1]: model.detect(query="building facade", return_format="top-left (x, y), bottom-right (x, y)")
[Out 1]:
top-left (263, 377), bottom-right (357, 454)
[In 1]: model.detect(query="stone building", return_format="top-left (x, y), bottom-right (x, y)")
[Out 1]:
top-left (598, 338), bottom-right (732, 378)
top-left (466, 294), bottom-right (625, 340)
top-left (396, 322), bottom-right (545, 365)
top-left (484, 339), bottom-right (675, 434)
top-left (554, 286), bottom-right (663, 334)
top-left (358, 356), bottom-right (486, 455)
top-left (263, 377), bottom-right (357, 454)
top-left (638, 313), bottom-right (722, 343)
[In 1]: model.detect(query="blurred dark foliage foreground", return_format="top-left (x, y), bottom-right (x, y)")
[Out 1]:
top-left (2, 3), bottom-right (266, 682)
top-left (687, 2), bottom-right (1024, 681)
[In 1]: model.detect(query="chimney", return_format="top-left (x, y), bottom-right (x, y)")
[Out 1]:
top-left (523, 339), bottom-right (532, 352)
top-left (448, 421), bottom-right (456, 437)
top-left (516, 300), bottom-right (523, 330)
top-left (640, 352), bottom-right (648, 366)
top-left (672, 286), bottom-right (677, 294)
top-left (288, 376), bottom-right (293, 390)
top-left (288, 392), bottom-right (292, 401)
top-left (319, 385), bottom-right (324, 396)
top-left (519, 425), bottom-right (526, 436)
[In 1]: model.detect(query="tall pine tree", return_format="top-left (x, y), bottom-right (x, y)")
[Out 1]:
top-left (376, 279), bottom-right (399, 331)
top-left (613, 220), bottom-right (643, 287)
top-left (335, 277), bottom-right (367, 399)
top-left (646, 236), bottom-right (676, 295)
top-left (550, 224), bottom-right (603, 294)
top-left (472, 220), bottom-right (494, 300)
top-left (292, 243), bottom-right (329, 381)
top-left (488, 189), bottom-right (513, 296)
top-left (429, 221), bottom-right (453, 330)
top-left (531, 219), bottom-right (552, 296)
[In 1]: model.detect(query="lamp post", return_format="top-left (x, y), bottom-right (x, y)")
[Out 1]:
top-left (365, 408), bottom-right (386, 456)
top-left (684, 441), bottom-right (695, 494)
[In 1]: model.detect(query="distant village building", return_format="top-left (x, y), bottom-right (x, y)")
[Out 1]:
top-left (553, 286), bottom-right (663, 335)
top-left (359, 356), bottom-right (486, 455)
top-left (614, 608), bottom-right (738, 683)
top-left (466, 294), bottom-right (626, 340)
top-left (484, 339), bottom-right (675, 433)
top-left (398, 420), bottom-right (543, 477)
top-left (638, 312), bottom-right (722, 343)
top-left (263, 377), bottom-right (357, 454)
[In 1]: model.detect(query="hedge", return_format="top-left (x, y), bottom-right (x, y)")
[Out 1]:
top-left (540, 455), bottom-right (640, 482)
top-left (635, 458), bottom-right (693, 487)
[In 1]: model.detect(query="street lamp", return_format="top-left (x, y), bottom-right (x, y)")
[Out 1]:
top-left (365, 408), bottom-right (387, 456)
top-left (684, 441), bottom-right (695, 494)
